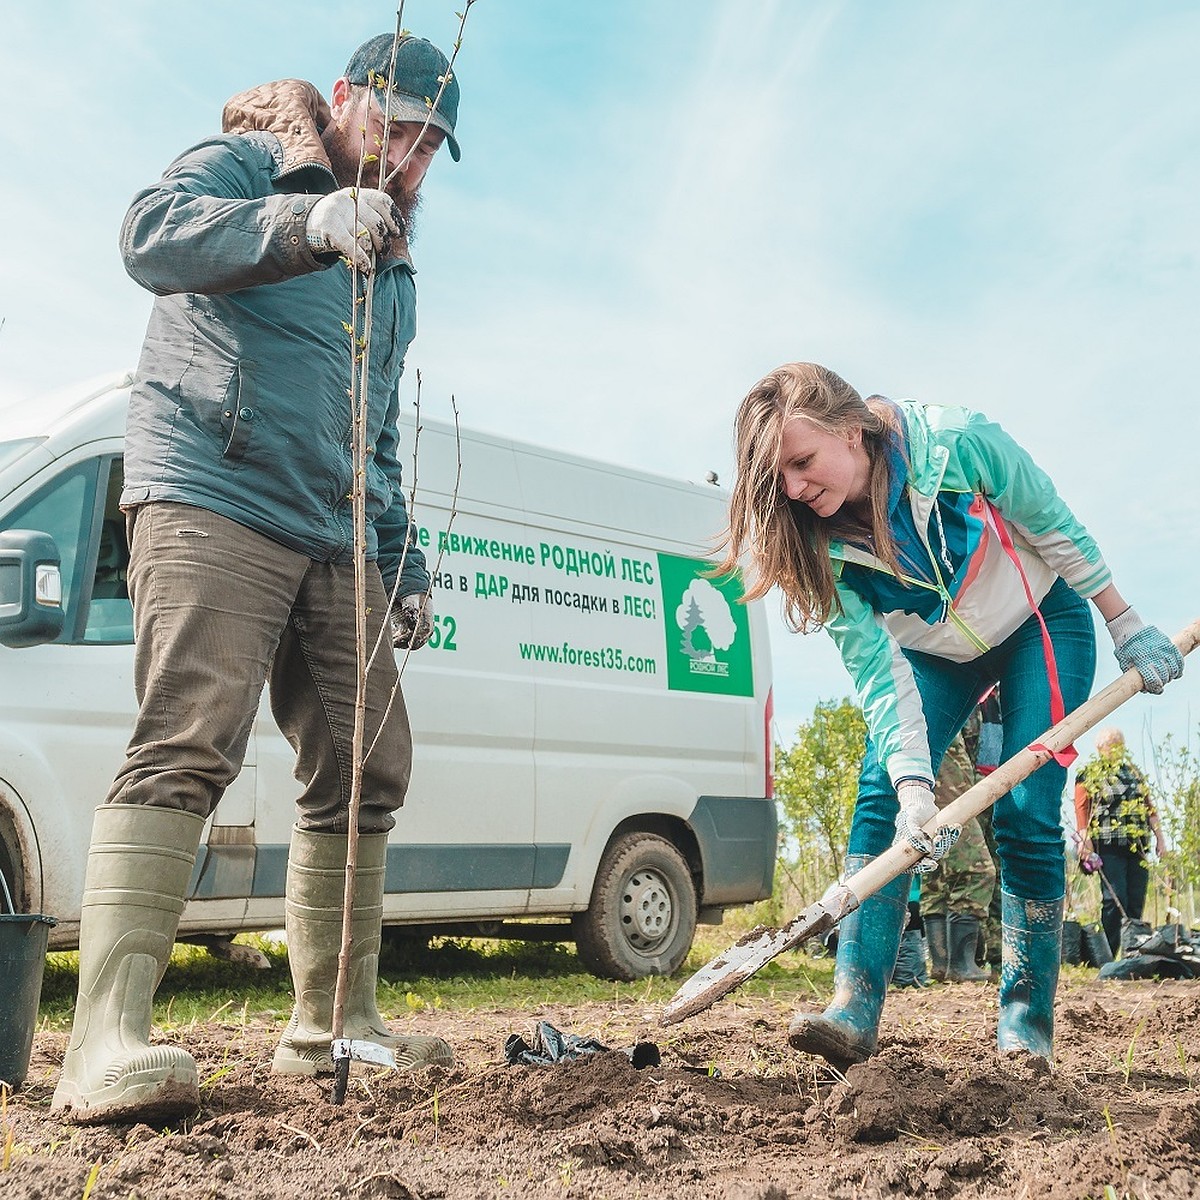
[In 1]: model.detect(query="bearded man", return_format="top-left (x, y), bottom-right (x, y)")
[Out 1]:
top-left (51, 33), bottom-right (461, 1124)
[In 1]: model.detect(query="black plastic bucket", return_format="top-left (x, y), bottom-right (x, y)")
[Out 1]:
top-left (0, 871), bottom-right (56, 1090)
top-left (1081, 921), bottom-right (1114, 968)
top-left (1061, 918), bottom-right (1083, 965)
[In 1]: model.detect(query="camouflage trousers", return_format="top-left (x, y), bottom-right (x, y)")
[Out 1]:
top-left (923, 735), bottom-right (1001, 958)
top-left (921, 816), bottom-right (997, 921)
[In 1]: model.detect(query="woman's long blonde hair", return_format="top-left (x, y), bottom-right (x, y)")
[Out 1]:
top-left (714, 362), bottom-right (904, 631)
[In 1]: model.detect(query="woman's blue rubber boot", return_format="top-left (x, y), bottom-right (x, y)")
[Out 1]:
top-left (997, 890), bottom-right (1063, 1061)
top-left (788, 856), bottom-right (909, 1071)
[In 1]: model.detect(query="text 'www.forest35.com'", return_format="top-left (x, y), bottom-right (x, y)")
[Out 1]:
top-left (518, 642), bottom-right (658, 674)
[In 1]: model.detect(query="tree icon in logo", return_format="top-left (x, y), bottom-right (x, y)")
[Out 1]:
top-left (675, 579), bottom-right (737, 661)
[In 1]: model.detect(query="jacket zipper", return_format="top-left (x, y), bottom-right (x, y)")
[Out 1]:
top-left (842, 444), bottom-right (993, 655)
top-left (889, 570), bottom-right (992, 653)
top-left (917, 520), bottom-right (992, 653)
top-left (909, 451), bottom-right (996, 653)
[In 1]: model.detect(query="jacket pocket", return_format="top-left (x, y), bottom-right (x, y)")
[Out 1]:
top-left (376, 268), bottom-right (416, 379)
top-left (221, 360), bottom-right (257, 460)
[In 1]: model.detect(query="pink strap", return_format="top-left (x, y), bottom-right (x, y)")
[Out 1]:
top-left (988, 503), bottom-right (1078, 768)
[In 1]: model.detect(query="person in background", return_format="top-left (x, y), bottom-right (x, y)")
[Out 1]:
top-left (1075, 728), bottom-right (1166, 956)
top-left (890, 875), bottom-right (930, 988)
top-left (971, 687), bottom-right (1005, 969)
top-left (52, 32), bottom-right (463, 1125)
top-left (718, 362), bottom-right (1183, 1069)
top-left (921, 725), bottom-right (995, 983)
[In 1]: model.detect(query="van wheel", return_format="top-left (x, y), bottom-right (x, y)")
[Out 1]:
top-left (572, 833), bottom-right (697, 981)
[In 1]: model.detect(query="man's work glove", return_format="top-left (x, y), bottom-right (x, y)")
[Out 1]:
top-left (1105, 607), bottom-right (1184, 695)
top-left (306, 187), bottom-right (402, 273)
top-left (391, 592), bottom-right (434, 651)
top-left (893, 778), bottom-right (960, 874)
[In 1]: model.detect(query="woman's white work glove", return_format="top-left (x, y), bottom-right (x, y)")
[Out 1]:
top-left (306, 187), bottom-right (402, 273)
top-left (1105, 608), bottom-right (1184, 695)
top-left (391, 593), bottom-right (434, 650)
top-left (894, 779), bottom-right (960, 874)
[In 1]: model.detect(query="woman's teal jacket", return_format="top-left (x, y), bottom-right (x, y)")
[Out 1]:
top-left (826, 400), bottom-right (1109, 785)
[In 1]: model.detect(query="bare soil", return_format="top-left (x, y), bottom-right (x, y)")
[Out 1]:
top-left (5, 977), bottom-right (1200, 1200)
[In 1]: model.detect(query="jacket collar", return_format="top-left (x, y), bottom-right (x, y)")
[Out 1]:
top-left (877, 397), bottom-right (910, 514)
top-left (222, 79), bottom-right (335, 181)
top-left (894, 398), bottom-right (949, 498)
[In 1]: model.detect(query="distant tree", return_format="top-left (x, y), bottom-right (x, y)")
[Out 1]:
top-left (774, 699), bottom-right (867, 903)
top-left (1149, 725), bottom-right (1200, 919)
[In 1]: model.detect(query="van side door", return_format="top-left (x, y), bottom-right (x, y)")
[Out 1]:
top-left (0, 451), bottom-right (257, 935)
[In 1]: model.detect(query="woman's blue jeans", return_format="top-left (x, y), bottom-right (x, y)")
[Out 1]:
top-left (848, 578), bottom-right (1096, 901)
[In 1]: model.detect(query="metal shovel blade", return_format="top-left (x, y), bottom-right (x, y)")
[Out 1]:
top-left (332, 1038), bottom-right (398, 1069)
top-left (661, 893), bottom-right (850, 1025)
top-left (329, 1038), bottom-right (399, 1104)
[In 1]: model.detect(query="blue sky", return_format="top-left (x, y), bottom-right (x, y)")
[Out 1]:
top-left (1, 0), bottom-right (1197, 768)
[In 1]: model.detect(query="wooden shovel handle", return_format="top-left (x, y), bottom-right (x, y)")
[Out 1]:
top-left (845, 617), bottom-right (1200, 906)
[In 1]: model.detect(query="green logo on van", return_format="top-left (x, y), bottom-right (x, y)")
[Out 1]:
top-left (656, 553), bottom-right (753, 697)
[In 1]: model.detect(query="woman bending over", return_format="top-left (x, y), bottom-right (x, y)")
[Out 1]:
top-left (717, 362), bottom-right (1182, 1066)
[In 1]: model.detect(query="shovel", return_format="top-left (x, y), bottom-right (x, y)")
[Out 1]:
top-left (661, 617), bottom-right (1200, 1026)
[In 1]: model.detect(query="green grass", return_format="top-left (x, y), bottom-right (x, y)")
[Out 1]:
top-left (38, 906), bottom-right (837, 1031)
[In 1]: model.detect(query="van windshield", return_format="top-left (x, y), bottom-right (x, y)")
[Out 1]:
top-left (0, 437), bottom-right (45, 473)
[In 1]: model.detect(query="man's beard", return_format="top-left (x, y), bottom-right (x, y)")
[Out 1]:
top-left (391, 185), bottom-right (421, 242)
top-left (325, 136), bottom-right (422, 242)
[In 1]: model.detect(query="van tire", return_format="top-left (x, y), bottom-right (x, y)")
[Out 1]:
top-left (573, 833), bottom-right (697, 981)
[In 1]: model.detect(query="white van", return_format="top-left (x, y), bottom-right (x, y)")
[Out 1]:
top-left (0, 374), bottom-right (775, 979)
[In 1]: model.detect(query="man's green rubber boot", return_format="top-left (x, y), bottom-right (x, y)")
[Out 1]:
top-left (788, 856), bottom-right (908, 1071)
top-left (272, 829), bottom-right (453, 1076)
top-left (51, 804), bottom-right (205, 1124)
top-left (924, 913), bottom-right (949, 982)
top-left (946, 913), bottom-right (991, 982)
top-left (997, 890), bottom-right (1063, 1061)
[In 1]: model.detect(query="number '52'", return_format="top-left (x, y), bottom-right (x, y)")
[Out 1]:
top-left (427, 614), bottom-right (458, 651)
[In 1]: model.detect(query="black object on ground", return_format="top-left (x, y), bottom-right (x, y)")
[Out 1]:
top-left (504, 1021), bottom-right (661, 1069)
top-left (1098, 923), bottom-right (1200, 981)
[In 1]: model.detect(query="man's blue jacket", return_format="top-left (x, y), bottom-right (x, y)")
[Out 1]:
top-left (119, 78), bottom-right (429, 599)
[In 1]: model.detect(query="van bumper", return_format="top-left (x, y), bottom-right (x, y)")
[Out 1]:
top-left (689, 795), bottom-right (776, 905)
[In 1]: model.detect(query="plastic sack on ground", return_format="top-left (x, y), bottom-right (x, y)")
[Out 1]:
top-left (504, 1021), bottom-right (661, 1069)
top-left (1097, 923), bottom-right (1200, 981)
